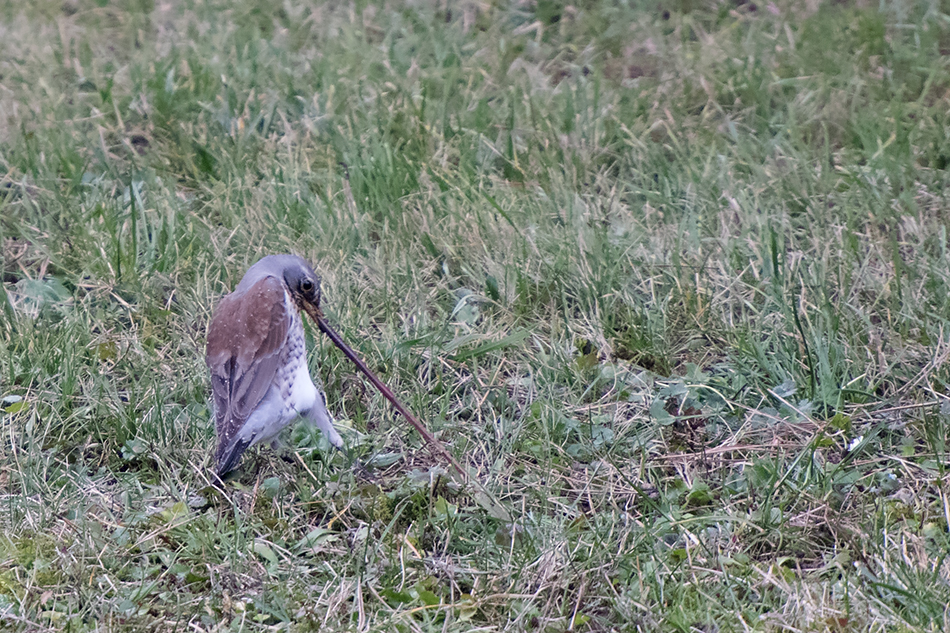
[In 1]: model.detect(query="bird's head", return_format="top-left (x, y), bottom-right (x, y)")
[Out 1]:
top-left (280, 258), bottom-right (323, 322)
top-left (231, 253), bottom-right (326, 324)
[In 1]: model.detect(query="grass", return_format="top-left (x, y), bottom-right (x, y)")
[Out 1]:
top-left (1, 0), bottom-right (950, 630)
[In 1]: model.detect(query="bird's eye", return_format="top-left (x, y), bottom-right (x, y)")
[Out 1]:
top-left (300, 278), bottom-right (314, 293)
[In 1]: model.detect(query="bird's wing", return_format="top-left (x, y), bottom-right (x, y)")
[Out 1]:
top-left (206, 275), bottom-right (290, 452)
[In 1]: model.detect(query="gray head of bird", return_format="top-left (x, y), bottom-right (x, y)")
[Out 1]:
top-left (235, 254), bottom-right (325, 322)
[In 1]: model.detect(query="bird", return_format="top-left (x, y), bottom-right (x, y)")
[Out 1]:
top-left (205, 254), bottom-right (343, 476)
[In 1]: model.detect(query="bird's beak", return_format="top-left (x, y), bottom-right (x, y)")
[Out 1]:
top-left (302, 301), bottom-right (324, 324)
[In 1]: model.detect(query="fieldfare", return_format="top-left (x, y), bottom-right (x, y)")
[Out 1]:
top-left (206, 254), bottom-right (472, 486)
top-left (206, 255), bottom-right (343, 476)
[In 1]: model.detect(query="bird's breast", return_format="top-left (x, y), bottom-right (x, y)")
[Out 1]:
top-left (276, 307), bottom-right (318, 417)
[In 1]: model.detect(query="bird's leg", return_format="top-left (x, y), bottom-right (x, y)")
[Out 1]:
top-left (269, 436), bottom-right (301, 468)
top-left (303, 390), bottom-right (344, 449)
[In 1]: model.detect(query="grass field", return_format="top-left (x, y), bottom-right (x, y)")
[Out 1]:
top-left (2, 0), bottom-right (950, 630)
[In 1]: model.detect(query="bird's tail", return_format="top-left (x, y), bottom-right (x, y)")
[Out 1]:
top-left (216, 437), bottom-right (251, 477)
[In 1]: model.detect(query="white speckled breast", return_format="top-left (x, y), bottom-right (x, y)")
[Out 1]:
top-left (275, 293), bottom-right (318, 423)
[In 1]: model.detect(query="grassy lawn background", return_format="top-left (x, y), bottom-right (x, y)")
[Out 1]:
top-left (2, 0), bottom-right (950, 630)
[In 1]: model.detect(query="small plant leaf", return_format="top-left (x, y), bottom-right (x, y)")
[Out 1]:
top-left (252, 539), bottom-right (279, 566)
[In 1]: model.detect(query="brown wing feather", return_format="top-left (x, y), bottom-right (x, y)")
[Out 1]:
top-left (206, 276), bottom-right (290, 453)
